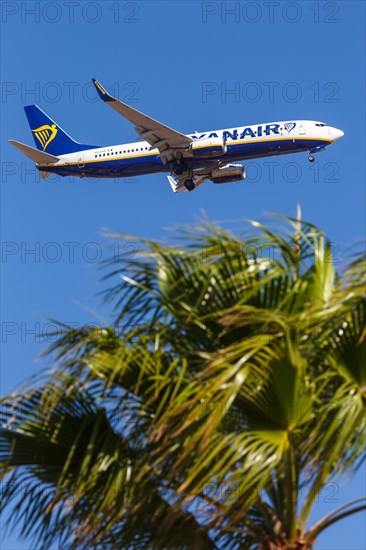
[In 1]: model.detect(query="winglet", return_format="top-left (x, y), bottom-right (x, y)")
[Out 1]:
top-left (92, 79), bottom-right (115, 102)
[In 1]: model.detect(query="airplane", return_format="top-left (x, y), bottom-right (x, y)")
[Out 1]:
top-left (9, 78), bottom-right (344, 193)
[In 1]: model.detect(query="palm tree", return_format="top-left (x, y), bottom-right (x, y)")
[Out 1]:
top-left (1, 214), bottom-right (365, 549)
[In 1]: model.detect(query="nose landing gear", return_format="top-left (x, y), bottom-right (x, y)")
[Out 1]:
top-left (308, 144), bottom-right (326, 162)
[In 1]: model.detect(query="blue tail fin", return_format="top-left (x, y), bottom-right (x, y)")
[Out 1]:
top-left (24, 105), bottom-right (97, 155)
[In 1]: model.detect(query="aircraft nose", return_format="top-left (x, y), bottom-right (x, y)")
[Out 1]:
top-left (332, 127), bottom-right (344, 141)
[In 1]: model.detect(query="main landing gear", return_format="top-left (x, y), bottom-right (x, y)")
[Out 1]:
top-left (184, 178), bottom-right (195, 191)
top-left (308, 154), bottom-right (315, 163)
top-left (172, 153), bottom-right (188, 175)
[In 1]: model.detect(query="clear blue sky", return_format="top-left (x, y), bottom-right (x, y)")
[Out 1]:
top-left (1, 1), bottom-right (365, 548)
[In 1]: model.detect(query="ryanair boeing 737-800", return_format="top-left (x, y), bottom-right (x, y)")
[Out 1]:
top-left (9, 78), bottom-right (344, 192)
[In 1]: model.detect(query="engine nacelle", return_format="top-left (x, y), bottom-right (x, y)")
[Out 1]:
top-left (190, 137), bottom-right (227, 158)
top-left (210, 164), bottom-right (246, 184)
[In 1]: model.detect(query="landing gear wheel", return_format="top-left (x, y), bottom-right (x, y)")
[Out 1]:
top-left (308, 154), bottom-right (315, 163)
top-left (184, 178), bottom-right (195, 191)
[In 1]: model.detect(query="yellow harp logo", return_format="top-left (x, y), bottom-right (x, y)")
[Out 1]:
top-left (32, 124), bottom-right (58, 151)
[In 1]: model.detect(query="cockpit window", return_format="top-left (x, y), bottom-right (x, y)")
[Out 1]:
top-left (315, 123), bottom-right (327, 127)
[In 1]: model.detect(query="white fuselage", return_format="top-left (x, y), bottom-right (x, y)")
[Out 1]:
top-left (39, 120), bottom-right (344, 179)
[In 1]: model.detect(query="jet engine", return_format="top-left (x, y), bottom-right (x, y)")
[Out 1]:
top-left (210, 164), bottom-right (245, 184)
top-left (190, 137), bottom-right (227, 158)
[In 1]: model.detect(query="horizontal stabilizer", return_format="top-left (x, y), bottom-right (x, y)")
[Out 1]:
top-left (8, 140), bottom-right (59, 164)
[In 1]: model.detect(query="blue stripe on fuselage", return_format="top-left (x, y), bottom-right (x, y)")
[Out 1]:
top-left (40, 138), bottom-right (329, 178)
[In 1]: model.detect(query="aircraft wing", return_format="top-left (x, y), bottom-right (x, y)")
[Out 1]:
top-left (92, 79), bottom-right (192, 163)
